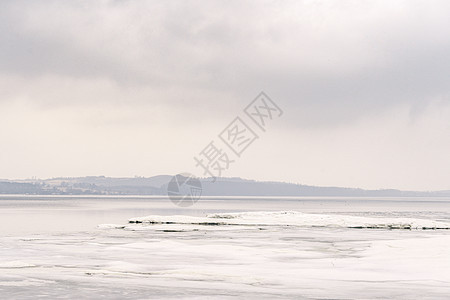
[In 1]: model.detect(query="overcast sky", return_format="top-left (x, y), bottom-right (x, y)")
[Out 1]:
top-left (1, 0), bottom-right (449, 190)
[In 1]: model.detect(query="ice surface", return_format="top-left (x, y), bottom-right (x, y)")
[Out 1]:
top-left (128, 211), bottom-right (450, 229)
top-left (3, 198), bottom-right (450, 299)
top-left (0, 261), bottom-right (36, 268)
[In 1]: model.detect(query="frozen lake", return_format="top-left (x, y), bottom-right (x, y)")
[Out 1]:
top-left (1, 196), bottom-right (450, 299)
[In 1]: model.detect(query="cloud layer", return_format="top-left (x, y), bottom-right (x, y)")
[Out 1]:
top-left (1, 0), bottom-right (449, 190)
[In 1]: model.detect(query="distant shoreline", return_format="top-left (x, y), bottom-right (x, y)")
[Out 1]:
top-left (1, 176), bottom-right (449, 197)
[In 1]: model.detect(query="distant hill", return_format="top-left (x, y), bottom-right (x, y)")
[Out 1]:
top-left (0, 176), bottom-right (449, 197)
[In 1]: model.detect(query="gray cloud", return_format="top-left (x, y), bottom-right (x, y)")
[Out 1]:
top-left (1, 0), bottom-right (449, 127)
top-left (0, 0), bottom-right (449, 188)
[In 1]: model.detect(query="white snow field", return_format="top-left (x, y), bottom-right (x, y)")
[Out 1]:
top-left (1, 196), bottom-right (450, 299)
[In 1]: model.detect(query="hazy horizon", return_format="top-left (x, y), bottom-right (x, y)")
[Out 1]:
top-left (1, 174), bottom-right (449, 193)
